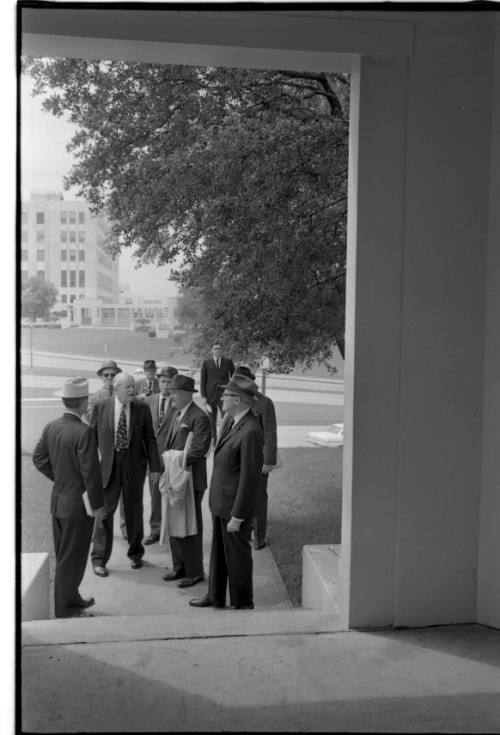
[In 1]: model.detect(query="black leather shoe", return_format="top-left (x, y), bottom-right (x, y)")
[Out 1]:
top-left (254, 541), bottom-right (267, 550)
top-left (92, 565), bottom-right (108, 577)
top-left (189, 596), bottom-right (225, 608)
top-left (77, 597), bottom-right (95, 609)
top-left (162, 569), bottom-right (185, 581)
top-left (233, 602), bottom-right (254, 610)
top-left (143, 534), bottom-right (160, 545)
top-left (131, 559), bottom-right (143, 569)
top-left (177, 575), bottom-right (204, 588)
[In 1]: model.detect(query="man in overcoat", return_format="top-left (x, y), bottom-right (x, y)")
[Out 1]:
top-left (162, 374), bottom-right (212, 587)
top-left (190, 374), bottom-right (264, 610)
top-left (33, 377), bottom-right (105, 618)
top-left (143, 365), bottom-right (178, 544)
top-left (199, 343), bottom-right (235, 440)
top-left (89, 372), bottom-right (161, 576)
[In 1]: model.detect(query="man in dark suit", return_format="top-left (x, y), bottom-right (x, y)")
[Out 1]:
top-left (89, 372), bottom-right (161, 576)
top-left (190, 374), bottom-right (264, 610)
top-left (233, 365), bottom-right (278, 550)
top-left (86, 359), bottom-right (122, 423)
top-left (199, 343), bottom-right (235, 440)
top-left (135, 359), bottom-right (160, 399)
top-left (162, 374), bottom-right (212, 587)
top-left (33, 377), bottom-right (105, 618)
top-left (143, 365), bottom-right (179, 544)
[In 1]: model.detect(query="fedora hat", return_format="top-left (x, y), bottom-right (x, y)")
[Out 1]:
top-left (222, 374), bottom-right (258, 400)
top-left (169, 374), bottom-right (198, 393)
top-left (143, 359), bottom-right (157, 370)
top-left (54, 377), bottom-right (89, 398)
top-left (157, 366), bottom-right (179, 379)
top-left (234, 365), bottom-right (256, 381)
top-left (97, 359), bottom-right (122, 377)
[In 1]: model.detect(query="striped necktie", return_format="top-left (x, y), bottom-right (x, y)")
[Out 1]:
top-left (115, 404), bottom-right (128, 451)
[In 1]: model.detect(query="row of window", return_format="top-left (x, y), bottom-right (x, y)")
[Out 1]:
top-left (21, 250), bottom-right (46, 261)
top-left (21, 232), bottom-right (46, 243)
top-left (21, 270), bottom-right (45, 280)
top-left (21, 231), bottom-right (87, 244)
top-left (21, 249), bottom-right (86, 262)
top-left (61, 271), bottom-right (86, 288)
top-left (61, 232), bottom-right (86, 244)
top-left (60, 294), bottom-right (84, 304)
top-left (21, 212), bottom-right (86, 225)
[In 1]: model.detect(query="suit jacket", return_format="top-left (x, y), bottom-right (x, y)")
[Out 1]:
top-left (165, 402), bottom-right (212, 492)
top-left (200, 356), bottom-right (235, 403)
top-left (135, 376), bottom-right (160, 398)
top-left (32, 413), bottom-right (103, 520)
top-left (86, 385), bottom-right (113, 423)
top-left (209, 411), bottom-right (264, 520)
top-left (253, 392), bottom-right (278, 466)
top-left (145, 393), bottom-right (177, 455)
top-left (90, 398), bottom-right (161, 489)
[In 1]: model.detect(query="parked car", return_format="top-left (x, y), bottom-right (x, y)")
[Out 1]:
top-left (132, 318), bottom-right (151, 332)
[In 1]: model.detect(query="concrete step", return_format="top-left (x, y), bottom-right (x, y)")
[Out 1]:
top-left (22, 607), bottom-right (344, 646)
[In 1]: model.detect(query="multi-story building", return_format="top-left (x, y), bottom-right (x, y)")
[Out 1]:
top-left (20, 191), bottom-right (120, 323)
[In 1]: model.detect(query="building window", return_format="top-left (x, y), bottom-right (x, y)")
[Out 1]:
top-left (69, 212), bottom-right (76, 224)
top-left (78, 212), bottom-right (85, 225)
top-left (60, 249), bottom-right (67, 261)
top-left (36, 231), bottom-right (45, 244)
top-left (61, 231), bottom-right (67, 243)
top-left (69, 250), bottom-right (76, 261)
top-left (78, 231), bottom-right (85, 243)
top-left (70, 270), bottom-right (76, 287)
top-left (78, 249), bottom-right (85, 261)
top-left (36, 271), bottom-right (45, 280)
top-left (69, 231), bottom-right (76, 243)
top-left (36, 212), bottom-right (45, 224)
top-left (60, 211), bottom-right (67, 224)
top-left (21, 270), bottom-right (28, 280)
top-left (61, 271), bottom-right (67, 287)
top-left (21, 231), bottom-right (28, 244)
top-left (61, 294), bottom-right (67, 303)
top-left (70, 294), bottom-right (76, 303)
top-left (79, 270), bottom-right (85, 287)
top-left (21, 249), bottom-right (28, 261)
top-left (79, 293), bottom-right (85, 299)
top-left (36, 250), bottom-right (45, 262)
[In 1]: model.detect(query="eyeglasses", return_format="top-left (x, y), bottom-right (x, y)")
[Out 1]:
top-left (102, 372), bottom-right (116, 378)
top-left (222, 392), bottom-right (238, 398)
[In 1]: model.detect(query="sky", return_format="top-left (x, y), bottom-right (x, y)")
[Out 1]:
top-left (20, 76), bottom-right (179, 300)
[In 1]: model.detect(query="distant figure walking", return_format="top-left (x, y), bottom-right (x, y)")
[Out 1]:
top-left (200, 343), bottom-right (235, 440)
top-left (33, 377), bottom-right (105, 618)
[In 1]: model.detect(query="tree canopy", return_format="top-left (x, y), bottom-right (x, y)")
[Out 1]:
top-left (24, 58), bottom-right (349, 371)
top-left (21, 276), bottom-right (58, 321)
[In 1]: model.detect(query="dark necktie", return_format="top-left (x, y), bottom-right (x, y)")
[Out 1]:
top-left (219, 416), bottom-right (234, 442)
top-left (146, 380), bottom-right (153, 396)
top-left (115, 404), bottom-right (128, 451)
top-left (159, 397), bottom-right (166, 424)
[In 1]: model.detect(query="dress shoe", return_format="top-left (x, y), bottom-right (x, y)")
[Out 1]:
top-left (233, 602), bottom-right (254, 610)
top-left (177, 575), bottom-right (204, 588)
top-left (189, 596), bottom-right (226, 608)
top-left (77, 597), bottom-right (95, 608)
top-left (143, 534), bottom-right (160, 545)
top-left (131, 559), bottom-right (143, 569)
top-left (254, 541), bottom-right (267, 550)
top-left (70, 609), bottom-right (94, 618)
top-left (162, 569), bottom-right (185, 581)
top-left (92, 565), bottom-right (108, 577)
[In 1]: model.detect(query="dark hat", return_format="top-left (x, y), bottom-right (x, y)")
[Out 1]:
top-left (143, 359), bottom-right (157, 370)
top-left (222, 374), bottom-right (258, 400)
top-left (157, 365), bottom-right (179, 379)
top-left (97, 359), bottom-right (122, 377)
top-left (54, 377), bottom-right (89, 398)
top-left (169, 374), bottom-right (198, 393)
top-left (234, 365), bottom-right (256, 381)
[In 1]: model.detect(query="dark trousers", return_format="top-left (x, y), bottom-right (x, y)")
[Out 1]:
top-left (91, 450), bottom-right (145, 565)
top-left (147, 470), bottom-right (162, 536)
top-left (169, 489), bottom-right (205, 578)
top-left (208, 514), bottom-right (253, 608)
top-left (207, 396), bottom-right (224, 440)
top-left (252, 473), bottom-right (269, 544)
top-left (52, 515), bottom-right (94, 618)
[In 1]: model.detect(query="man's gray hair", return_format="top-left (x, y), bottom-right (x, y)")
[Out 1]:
top-left (114, 371), bottom-right (135, 387)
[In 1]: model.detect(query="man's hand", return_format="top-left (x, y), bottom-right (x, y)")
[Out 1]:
top-left (94, 507), bottom-right (107, 521)
top-left (262, 464), bottom-right (274, 474)
top-left (150, 472), bottom-right (161, 484)
top-left (227, 517), bottom-right (242, 533)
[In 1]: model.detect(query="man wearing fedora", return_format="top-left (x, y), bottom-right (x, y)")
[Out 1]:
top-left (33, 377), bottom-right (106, 618)
top-left (89, 372), bottom-right (162, 575)
top-left (86, 359), bottom-right (122, 423)
top-left (233, 365), bottom-right (278, 550)
top-left (190, 374), bottom-right (264, 610)
top-left (136, 359), bottom-right (160, 399)
top-left (143, 365), bottom-right (179, 545)
top-left (162, 374), bottom-right (212, 588)
top-left (200, 344), bottom-right (235, 441)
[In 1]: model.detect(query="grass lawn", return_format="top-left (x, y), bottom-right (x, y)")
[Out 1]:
top-left (20, 445), bottom-right (342, 610)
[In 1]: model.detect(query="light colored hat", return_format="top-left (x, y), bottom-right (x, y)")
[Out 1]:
top-left (97, 359), bottom-right (122, 377)
top-left (54, 377), bottom-right (89, 398)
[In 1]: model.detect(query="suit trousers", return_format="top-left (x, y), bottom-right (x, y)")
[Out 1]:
top-left (252, 472), bottom-right (269, 544)
top-left (169, 489), bottom-right (205, 578)
top-left (208, 514), bottom-right (253, 608)
top-left (53, 515), bottom-right (94, 618)
top-left (207, 396), bottom-right (224, 440)
top-left (91, 450), bottom-right (145, 565)
top-left (147, 470), bottom-right (162, 536)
